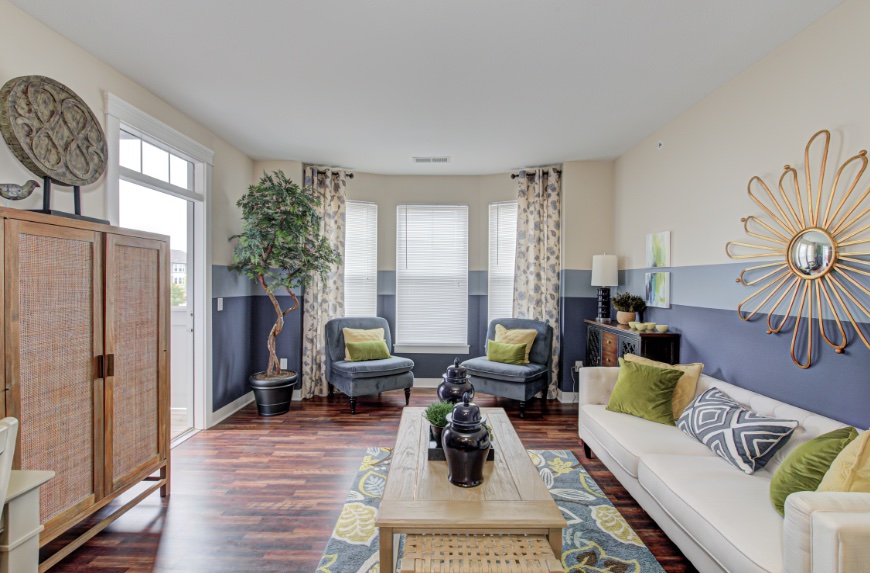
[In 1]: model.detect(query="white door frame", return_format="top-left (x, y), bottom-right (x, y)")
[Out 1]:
top-left (105, 93), bottom-right (214, 431)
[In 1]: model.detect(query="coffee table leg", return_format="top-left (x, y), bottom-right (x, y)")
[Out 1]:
top-left (549, 528), bottom-right (563, 558)
top-left (379, 527), bottom-right (394, 572)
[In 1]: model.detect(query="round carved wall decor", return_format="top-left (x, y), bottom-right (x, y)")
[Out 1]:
top-left (0, 75), bottom-right (107, 186)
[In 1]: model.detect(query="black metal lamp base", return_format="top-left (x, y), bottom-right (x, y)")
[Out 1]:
top-left (596, 287), bottom-right (612, 322)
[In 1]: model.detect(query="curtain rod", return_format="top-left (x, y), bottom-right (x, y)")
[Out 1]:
top-left (310, 166), bottom-right (355, 178)
top-left (510, 168), bottom-right (562, 179)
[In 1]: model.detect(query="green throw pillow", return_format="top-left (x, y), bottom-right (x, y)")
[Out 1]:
top-left (346, 340), bottom-right (391, 361)
top-left (605, 359), bottom-right (683, 426)
top-left (770, 426), bottom-right (859, 515)
top-left (487, 339), bottom-right (526, 365)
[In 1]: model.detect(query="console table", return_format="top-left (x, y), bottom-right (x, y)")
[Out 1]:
top-left (584, 319), bottom-right (680, 367)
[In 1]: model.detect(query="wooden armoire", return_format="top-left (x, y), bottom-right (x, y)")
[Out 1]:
top-left (0, 207), bottom-right (170, 570)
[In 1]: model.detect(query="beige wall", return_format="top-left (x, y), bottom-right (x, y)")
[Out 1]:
top-left (562, 160), bottom-right (615, 270)
top-left (614, 0), bottom-right (870, 270)
top-left (0, 0), bottom-right (254, 266)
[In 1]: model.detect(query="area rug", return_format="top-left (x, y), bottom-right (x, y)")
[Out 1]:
top-left (316, 448), bottom-right (665, 573)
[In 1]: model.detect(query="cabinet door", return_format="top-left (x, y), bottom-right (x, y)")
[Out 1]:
top-left (618, 335), bottom-right (640, 358)
top-left (585, 325), bottom-right (601, 367)
top-left (4, 220), bottom-right (104, 535)
top-left (104, 234), bottom-right (168, 493)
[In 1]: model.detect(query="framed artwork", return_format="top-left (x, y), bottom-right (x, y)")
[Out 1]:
top-left (646, 231), bottom-right (671, 268)
top-left (645, 272), bottom-right (670, 308)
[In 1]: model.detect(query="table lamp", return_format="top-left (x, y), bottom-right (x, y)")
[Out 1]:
top-left (591, 254), bottom-right (618, 322)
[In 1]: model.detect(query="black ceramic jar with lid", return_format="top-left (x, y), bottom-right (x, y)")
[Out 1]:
top-left (437, 358), bottom-right (474, 404)
top-left (442, 391), bottom-right (491, 487)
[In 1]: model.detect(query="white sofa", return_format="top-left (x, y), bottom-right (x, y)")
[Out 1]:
top-left (577, 367), bottom-right (870, 573)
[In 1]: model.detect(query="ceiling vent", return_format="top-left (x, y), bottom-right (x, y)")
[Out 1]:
top-left (413, 156), bottom-right (450, 164)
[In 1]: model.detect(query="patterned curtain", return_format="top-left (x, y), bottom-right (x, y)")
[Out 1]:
top-left (300, 167), bottom-right (347, 399)
top-left (512, 167), bottom-right (562, 399)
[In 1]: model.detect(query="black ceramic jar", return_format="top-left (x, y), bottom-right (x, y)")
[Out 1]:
top-left (442, 391), bottom-right (491, 487)
top-left (437, 358), bottom-right (474, 404)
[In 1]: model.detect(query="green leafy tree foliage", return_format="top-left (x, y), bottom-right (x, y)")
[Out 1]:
top-left (230, 171), bottom-right (341, 377)
top-left (170, 283), bottom-right (187, 306)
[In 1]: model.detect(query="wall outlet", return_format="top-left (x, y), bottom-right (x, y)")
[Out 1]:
top-left (573, 360), bottom-right (583, 372)
top-left (217, 297), bottom-right (223, 311)
top-left (280, 358), bottom-right (288, 370)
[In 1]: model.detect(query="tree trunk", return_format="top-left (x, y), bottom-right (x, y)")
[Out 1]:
top-left (258, 276), bottom-right (300, 377)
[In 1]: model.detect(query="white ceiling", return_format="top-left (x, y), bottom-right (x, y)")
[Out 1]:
top-left (12, 0), bottom-right (842, 175)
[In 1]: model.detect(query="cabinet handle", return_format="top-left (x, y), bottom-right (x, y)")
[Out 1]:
top-left (106, 354), bottom-right (115, 378)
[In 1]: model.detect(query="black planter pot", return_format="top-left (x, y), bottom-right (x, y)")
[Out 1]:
top-left (430, 424), bottom-right (445, 447)
top-left (249, 371), bottom-right (298, 416)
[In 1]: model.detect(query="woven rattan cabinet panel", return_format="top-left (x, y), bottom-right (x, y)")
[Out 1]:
top-left (0, 209), bottom-right (170, 570)
top-left (105, 235), bottom-right (167, 493)
top-left (4, 221), bottom-right (103, 535)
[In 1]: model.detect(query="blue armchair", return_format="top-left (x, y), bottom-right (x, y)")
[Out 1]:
top-left (461, 318), bottom-right (553, 418)
top-left (324, 317), bottom-right (414, 414)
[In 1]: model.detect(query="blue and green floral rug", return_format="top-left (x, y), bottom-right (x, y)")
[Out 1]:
top-left (317, 448), bottom-right (665, 573)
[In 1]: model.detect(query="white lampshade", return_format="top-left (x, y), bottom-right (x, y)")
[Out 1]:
top-left (591, 254), bottom-right (618, 287)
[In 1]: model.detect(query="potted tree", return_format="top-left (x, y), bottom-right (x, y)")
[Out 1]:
top-left (611, 292), bottom-right (646, 325)
top-left (230, 171), bottom-right (341, 416)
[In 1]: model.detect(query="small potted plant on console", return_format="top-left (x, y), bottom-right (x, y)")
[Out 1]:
top-left (611, 292), bottom-right (646, 325)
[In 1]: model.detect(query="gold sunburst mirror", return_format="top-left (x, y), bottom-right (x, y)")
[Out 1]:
top-left (726, 130), bottom-right (870, 368)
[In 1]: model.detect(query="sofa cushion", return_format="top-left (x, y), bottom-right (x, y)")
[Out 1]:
top-left (819, 430), bottom-right (870, 493)
top-left (624, 353), bottom-right (703, 420)
top-left (770, 426), bottom-right (859, 515)
top-left (606, 359), bottom-right (683, 426)
top-left (342, 327), bottom-right (385, 360)
top-left (486, 339), bottom-right (526, 365)
top-left (331, 357), bottom-right (414, 379)
top-left (346, 340), bottom-right (391, 361)
top-left (678, 388), bottom-right (798, 475)
top-left (461, 357), bottom-right (546, 383)
top-left (638, 454), bottom-right (783, 573)
top-left (494, 324), bottom-right (537, 364)
top-left (579, 404), bottom-right (716, 478)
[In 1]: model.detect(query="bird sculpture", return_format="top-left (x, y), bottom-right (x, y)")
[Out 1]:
top-left (0, 180), bottom-right (40, 206)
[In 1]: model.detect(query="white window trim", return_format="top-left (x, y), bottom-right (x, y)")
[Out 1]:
top-left (105, 93), bottom-right (215, 431)
top-left (393, 344), bottom-right (470, 355)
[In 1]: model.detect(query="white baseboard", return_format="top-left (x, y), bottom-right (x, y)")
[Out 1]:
top-left (413, 378), bottom-right (442, 389)
top-left (557, 390), bottom-right (578, 404)
top-left (208, 390), bottom-right (255, 428)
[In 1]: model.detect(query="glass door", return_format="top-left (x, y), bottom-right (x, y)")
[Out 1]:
top-left (119, 180), bottom-right (195, 441)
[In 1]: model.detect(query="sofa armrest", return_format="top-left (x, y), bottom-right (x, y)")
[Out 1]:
top-left (782, 491), bottom-right (870, 573)
top-left (577, 367), bottom-right (619, 407)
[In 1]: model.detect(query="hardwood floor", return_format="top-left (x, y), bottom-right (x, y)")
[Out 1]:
top-left (45, 389), bottom-right (697, 572)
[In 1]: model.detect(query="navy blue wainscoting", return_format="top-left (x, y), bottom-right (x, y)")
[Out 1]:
top-left (643, 304), bottom-right (870, 429)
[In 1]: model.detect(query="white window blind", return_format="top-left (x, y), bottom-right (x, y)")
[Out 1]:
top-left (344, 201), bottom-right (378, 317)
top-left (488, 201), bottom-right (518, 324)
top-left (396, 204), bottom-right (469, 351)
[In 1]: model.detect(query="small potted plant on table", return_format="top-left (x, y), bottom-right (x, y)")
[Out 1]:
top-left (611, 292), bottom-right (646, 325)
top-left (230, 171), bottom-right (341, 416)
top-left (424, 401), bottom-right (453, 445)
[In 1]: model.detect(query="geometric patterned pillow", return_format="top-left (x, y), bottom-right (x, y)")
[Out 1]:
top-left (678, 388), bottom-right (799, 474)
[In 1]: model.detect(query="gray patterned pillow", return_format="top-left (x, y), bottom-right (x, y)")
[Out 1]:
top-left (677, 388), bottom-right (798, 474)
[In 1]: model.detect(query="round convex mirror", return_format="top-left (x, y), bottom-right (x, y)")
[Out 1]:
top-left (789, 229), bottom-right (836, 278)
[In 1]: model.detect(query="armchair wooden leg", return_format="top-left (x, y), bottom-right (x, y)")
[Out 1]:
top-left (404, 387), bottom-right (411, 405)
top-left (328, 384), bottom-right (334, 396)
top-left (349, 397), bottom-right (357, 415)
top-left (519, 401), bottom-right (527, 418)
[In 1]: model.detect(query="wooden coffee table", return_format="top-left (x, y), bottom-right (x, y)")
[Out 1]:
top-left (376, 407), bottom-right (567, 571)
